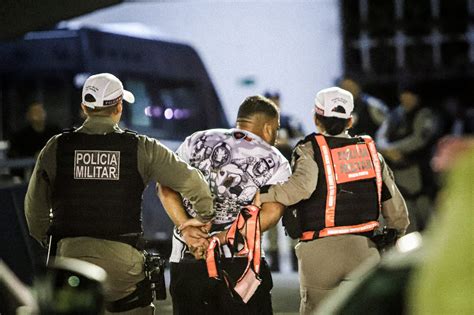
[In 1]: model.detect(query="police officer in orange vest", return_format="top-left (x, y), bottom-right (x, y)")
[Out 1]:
top-left (259, 87), bottom-right (409, 314)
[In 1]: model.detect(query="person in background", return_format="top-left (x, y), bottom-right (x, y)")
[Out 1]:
top-left (338, 77), bottom-right (388, 138)
top-left (25, 73), bottom-right (214, 315)
top-left (8, 102), bottom-right (61, 159)
top-left (376, 84), bottom-right (440, 232)
top-left (439, 97), bottom-right (474, 136)
top-left (263, 90), bottom-right (304, 271)
top-left (263, 91), bottom-right (305, 155)
top-left (158, 95), bottom-right (291, 314)
top-left (7, 102), bottom-right (61, 179)
top-left (259, 87), bottom-right (409, 314)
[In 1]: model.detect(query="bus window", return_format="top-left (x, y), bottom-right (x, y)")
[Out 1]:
top-left (125, 79), bottom-right (152, 128)
top-left (124, 78), bottom-right (207, 140)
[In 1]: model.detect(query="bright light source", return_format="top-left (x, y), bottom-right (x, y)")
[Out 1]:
top-left (164, 108), bottom-right (174, 120)
top-left (144, 106), bottom-right (152, 117)
top-left (396, 232), bottom-right (422, 253)
top-left (67, 276), bottom-right (80, 287)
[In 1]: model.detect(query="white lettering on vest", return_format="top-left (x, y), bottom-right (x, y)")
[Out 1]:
top-left (74, 150), bottom-right (121, 180)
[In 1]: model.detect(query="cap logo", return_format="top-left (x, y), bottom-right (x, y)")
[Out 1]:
top-left (85, 85), bottom-right (99, 93)
top-left (332, 97), bottom-right (348, 104)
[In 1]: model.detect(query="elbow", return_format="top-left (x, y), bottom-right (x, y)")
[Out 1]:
top-left (157, 184), bottom-right (175, 199)
top-left (300, 187), bottom-right (314, 200)
top-left (299, 179), bottom-right (317, 200)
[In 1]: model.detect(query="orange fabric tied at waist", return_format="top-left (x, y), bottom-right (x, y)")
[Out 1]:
top-left (300, 221), bottom-right (380, 241)
top-left (206, 205), bottom-right (262, 303)
top-left (206, 236), bottom-right (220, 278)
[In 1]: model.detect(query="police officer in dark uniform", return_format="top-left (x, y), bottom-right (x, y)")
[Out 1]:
top-left (376, 84), bottom-right (440, 232)
top-left (259, 87), bottom-right (409, 314)
top-left (25, 73), bottom-right (214, 314)
top-left (338, 77), bottom-right (388, 138)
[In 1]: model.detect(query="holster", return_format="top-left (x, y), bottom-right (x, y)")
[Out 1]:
top-left (105, 278), bottom-right (153, 313)
top-left (282, 207), bottom-right (302, 239)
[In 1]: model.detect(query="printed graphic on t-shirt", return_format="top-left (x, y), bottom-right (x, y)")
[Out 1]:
top-left (74, 150), bottom-right (120, 180)
top-left (169, 128), bottom-right (291, 262)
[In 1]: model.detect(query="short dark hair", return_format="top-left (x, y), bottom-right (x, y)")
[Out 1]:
top-left (237, 95), bottom-right (279, 122)
top-left (315, 113), bottom-right (351, 136)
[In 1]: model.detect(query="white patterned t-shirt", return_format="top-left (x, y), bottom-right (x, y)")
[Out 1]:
top-left (169, 128), bottom-right (291, 262)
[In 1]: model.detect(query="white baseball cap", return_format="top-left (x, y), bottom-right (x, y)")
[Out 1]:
top-left (314, 87), bottom-right (354, 119)
top-left (82, 73), bottom-right (135, 109)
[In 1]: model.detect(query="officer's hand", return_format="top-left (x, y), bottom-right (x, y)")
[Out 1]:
top-left (189, 243), bottom-right (208, 260)
top-left (180, 223), bottom-right (210, 240)
top-left (183, 233), bottom-right (209, 260)
top-left (179, 218), bottom-right (211, 234)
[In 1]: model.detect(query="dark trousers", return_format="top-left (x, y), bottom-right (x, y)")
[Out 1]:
top-left (170, 258), bottom-right (273, 315)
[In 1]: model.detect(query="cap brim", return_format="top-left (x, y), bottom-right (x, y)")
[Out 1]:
top-left (123, 90), bottom-right (135, 104)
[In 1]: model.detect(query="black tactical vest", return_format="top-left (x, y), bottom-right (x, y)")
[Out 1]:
top-left (51, 130), bottom-right (144, 239)
top-left (295, 133), bottom-right (379, 236)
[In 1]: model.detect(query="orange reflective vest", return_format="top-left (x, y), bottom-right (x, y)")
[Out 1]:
top-left (297, 134), bottom-right (382, 241)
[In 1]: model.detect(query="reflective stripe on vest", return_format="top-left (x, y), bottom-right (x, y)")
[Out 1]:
top-left (315, 135), bottom-right (337, 227)
top-left (300, 220), bottom-right (380, 240)
top-left (303, 135), bottom-right (383, 240)
top-left (363, 137), bottom-right (383, 212)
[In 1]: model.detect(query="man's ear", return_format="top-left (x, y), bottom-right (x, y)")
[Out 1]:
top-left (115, 102), bottom-right (123, 115)
top-left (80, 104), bottom-right (88, 115)
top-left (263, 122), bottom-right (273, 138)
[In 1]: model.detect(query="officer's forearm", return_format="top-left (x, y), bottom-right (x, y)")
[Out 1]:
top-left (144, 138), bottom-right (215, 221)
top-left (162, 167), bottom-right (214, 221)
top-left (157, 184), bottom-right (191, 226)
top-left (260, 143), bottom-right (317, 206)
